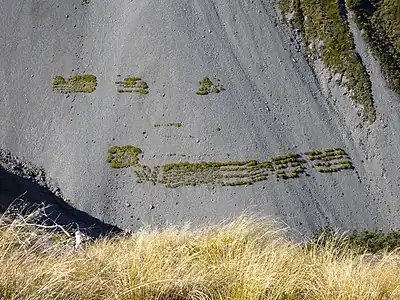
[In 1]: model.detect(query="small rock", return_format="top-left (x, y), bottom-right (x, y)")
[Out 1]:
top-left (196, 139), bottom-right (200, 143)
top-left (150, 204), bottom-right (155, 210)
top-left (162, 93), bottom-right (165, 97)
top-left (125, 202), bottom-right (131, 207)
top-left (202, 35), bottom-right (205, 38)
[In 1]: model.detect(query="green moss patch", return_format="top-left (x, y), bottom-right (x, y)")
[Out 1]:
top-left (347, 0), bottom-right (400, 94)
top-left (280, 0), bottom-right (376, 122)
top-left (52, 74), bottom-right (97, 93)
top-left (116, 77), bottom-right (149, 94)
top-left (196, 77), bottom-right (225, 95)
top-left (107, 145), bottom-right (142, 168)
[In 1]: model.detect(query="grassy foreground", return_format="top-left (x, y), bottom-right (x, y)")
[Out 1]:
top-left (0, 211), bottom-right (399, 299)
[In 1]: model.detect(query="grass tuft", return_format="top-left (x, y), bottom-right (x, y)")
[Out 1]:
top-left (52, 74), bottom-right (97, 93)
top-left (196, 77), bottom-right (225, 95)
top-left (116, 76), bottom-right (149, 94)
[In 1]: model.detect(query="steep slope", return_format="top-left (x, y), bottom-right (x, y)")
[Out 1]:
top-left (1, 0), bottom-right (399, 235)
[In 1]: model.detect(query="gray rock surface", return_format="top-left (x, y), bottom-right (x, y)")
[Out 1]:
top-left (1, 0), bottom-right (399, 236)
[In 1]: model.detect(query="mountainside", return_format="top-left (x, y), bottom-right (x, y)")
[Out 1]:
top-left (1, 0), bottom-right (400, 235)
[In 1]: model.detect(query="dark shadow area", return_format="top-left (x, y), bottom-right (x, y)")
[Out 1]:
top-left (0, 165), bottom-right (122, 238)
top-left (337, 0), bottom-right (349, 23)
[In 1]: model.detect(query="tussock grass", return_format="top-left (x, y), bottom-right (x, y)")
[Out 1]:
top-left (0, 211), bottom-right (399, 299)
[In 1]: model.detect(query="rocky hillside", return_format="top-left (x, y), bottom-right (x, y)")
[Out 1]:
top-left (1, 0), bottom-right (399, 235)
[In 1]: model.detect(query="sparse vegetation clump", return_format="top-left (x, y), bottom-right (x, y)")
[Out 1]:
top-left (116, 76), bottom-right (149, 94)
top-left (52, 74), bottom-right (97, 93)
top-left (196, 77), bottom-right (225, 95)
top-left (154, 122), bottom-right (183, 128)
top-left (280, 0), bottom-right (376, 122)
top-left (107, 145), bottom-right (142, 168)
top-left (306, 148), bottom-right (353, 173)
top-left (107, 146), bottom-right (354, 187)
top-left (347, 0), bottom-right (400, 94)
top-left (0, 208), bottom-right (399, 300)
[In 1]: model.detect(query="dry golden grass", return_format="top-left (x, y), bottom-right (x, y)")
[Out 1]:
top-left (0, 210), bottom-right (399, 300)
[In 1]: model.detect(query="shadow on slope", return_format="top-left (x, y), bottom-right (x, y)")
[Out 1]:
top-left (0, 165), bottom-right (121, 238)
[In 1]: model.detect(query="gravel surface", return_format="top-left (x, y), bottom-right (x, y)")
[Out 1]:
top-left (0, 0), bottom-right (399, 236)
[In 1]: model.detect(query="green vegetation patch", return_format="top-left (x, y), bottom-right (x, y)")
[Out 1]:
top-left (162, 160), bottom-right (257, 173)
top-left (116, 76), bottom-right (149, 94)
top-left (107, 145), bottom-right (142, 168)
top-left (305, 148), bottom-right (353, 173)
top-left (154, 122), bottom-right (183, 128)
top-left (347, 0), bottom-right (400, 94)
top-left (108, 146), bottom-right (354, 187)
top-left (280, 0), bottom-right (376, 122)
top-left (52, 74), bottom-right (97, 93)
top-left (196, 77), bottom-right (225, 95)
